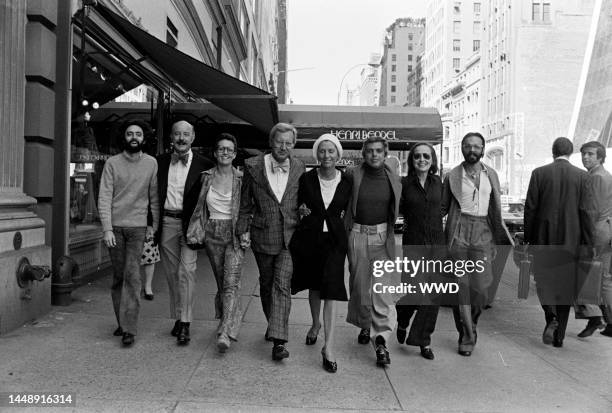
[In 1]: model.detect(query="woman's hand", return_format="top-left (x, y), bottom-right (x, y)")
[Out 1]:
top-left (299, 203), bottom-right (311, 218)
top-left (240, 232), bottom-right (251, 249)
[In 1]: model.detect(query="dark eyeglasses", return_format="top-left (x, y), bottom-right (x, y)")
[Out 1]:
top-left (216, 147), bottom-right (235, 154)
top-left (413, 153), bottom-right (431, 160)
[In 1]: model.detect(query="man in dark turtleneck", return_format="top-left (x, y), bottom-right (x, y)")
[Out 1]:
top-left (345, 136), bottom-right (401, 367)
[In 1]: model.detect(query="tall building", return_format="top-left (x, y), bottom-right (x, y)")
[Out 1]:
top-left (406, 53), bottom-right (424, 106)
top-left (379, 18), bottom-right (425, 107)
top-left (480, 0), bottom-right (595, 197)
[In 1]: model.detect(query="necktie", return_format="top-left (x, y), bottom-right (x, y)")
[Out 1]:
top-left (271, 159), bottom-right (290, 174)
top-left (171, 152), bottom-right (189, 166)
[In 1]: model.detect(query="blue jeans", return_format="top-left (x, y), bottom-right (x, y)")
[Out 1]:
top-left (109, 226), bottom-right (146, 335)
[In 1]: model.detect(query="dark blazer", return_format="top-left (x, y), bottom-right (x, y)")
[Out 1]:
top-left (524, 158), bottom-right (593, 253)
top-left (236, 154), bottom-right (305, 254)
top-left (400, 174), bottom-right (444, 246)
top-left (155, 151), bottom-right (214, 247)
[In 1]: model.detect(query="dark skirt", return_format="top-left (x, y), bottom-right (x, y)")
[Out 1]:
top-left (290, 232), bottom-right (348, 301)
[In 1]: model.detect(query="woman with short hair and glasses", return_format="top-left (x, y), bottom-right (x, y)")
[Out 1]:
top-left (186, 133), bottom-right (248, 353)
top-left (395, 142), bottom-right (444, 360)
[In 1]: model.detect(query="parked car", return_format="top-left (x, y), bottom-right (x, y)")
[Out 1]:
top-left (502, 202), bottom-right (524, 235)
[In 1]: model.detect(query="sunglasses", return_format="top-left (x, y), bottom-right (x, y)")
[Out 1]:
top-left (413, 153), bottom-right (431, 160)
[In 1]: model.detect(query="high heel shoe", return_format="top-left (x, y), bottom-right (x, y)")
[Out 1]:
top-left (321, 348), bottom-right (337, 373)
top-left (305, 325), bottom-right (320, 345)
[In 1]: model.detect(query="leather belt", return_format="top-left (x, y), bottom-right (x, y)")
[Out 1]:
top-left (352, 222), bottom-right (387, 234)
top-left (163, 210), bottom-right (182, 219)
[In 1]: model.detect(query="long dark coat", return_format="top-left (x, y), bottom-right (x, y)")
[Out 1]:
top-left (290, 168), bottom-right (351, 299)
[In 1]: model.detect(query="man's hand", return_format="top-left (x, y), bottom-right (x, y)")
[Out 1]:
top-left (103, 230), bottom-right (116, 248)
top-left (145, 226), bottom-right (155, 241)
top-left (299, 203), bottom-right (311, 218)
top-left (240, 232), bottom-right (251, 249)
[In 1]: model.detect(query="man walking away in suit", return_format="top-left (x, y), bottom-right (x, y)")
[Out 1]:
top-left (575, 141), bottom-right (612, 338)
top-left (441, 132), bottom-right (513, 357)
top-left (158, 120), bottom-right (213, 345)
top-left (525, 137), bottom-right (593, 348)
top-left (236, 122), bottom-right (305, 361)
top-left (98, 119), bottom-right (159, 347)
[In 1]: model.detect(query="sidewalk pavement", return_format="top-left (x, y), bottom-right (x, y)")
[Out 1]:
top-left (1, 245), bottom-right (611, 413)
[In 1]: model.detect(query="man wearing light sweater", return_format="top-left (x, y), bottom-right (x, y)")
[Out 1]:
top-left (98, 120), bottom-right (160, 347)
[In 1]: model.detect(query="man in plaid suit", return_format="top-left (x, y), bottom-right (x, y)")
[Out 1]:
top-left (236, 122), bottom-right (305, 361)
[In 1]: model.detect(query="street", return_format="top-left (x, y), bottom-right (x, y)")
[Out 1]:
top-left (1, 244), bottom-right (611, 413)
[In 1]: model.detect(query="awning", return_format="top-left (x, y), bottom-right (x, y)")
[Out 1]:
top-left (278, 104), bottom-right (443, 150)
top-left (96, 4), bottom-right (278, 133)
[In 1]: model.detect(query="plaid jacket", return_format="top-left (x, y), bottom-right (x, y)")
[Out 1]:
top-left (236, 154), bottom-right (305, 254)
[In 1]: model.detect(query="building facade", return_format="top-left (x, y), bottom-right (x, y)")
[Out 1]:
top-left (480, 0), bottom-right (594, 197)
top-left (406, 53), bottom-right (424, 107)
top-left (379, 18), bottom-right (425, 107)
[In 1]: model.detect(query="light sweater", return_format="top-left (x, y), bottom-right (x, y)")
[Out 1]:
top-left (98, 151), bottom-right (160, 232)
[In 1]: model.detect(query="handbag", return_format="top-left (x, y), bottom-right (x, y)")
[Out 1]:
top-left (575, 257), bottom-right (603, 305)
top-left (513, 233), bottom-right (532, 299)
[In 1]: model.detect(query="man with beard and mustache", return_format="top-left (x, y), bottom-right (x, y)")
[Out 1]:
top-left (441, 132), bottom-right (512, 356)
top-left (99, 119), bottom-right (160, 346)
top-left (157, 120), bottom-right (213, 345)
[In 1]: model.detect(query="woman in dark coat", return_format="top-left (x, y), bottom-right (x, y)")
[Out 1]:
top-left (290, 134), bottom-right (350, 373)
top-left (396, 142), bottom-right (444, 360)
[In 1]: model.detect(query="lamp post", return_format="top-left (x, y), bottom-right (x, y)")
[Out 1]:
top-left (337, 62), bottom-right (380, 105)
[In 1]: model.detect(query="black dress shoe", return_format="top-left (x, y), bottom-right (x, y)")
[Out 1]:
top-left (144, 293), bottom-right (154, 301)
top-left (375, 344), bottom-right (390, 366)
top-left (113, 326), bottom-right (124, 337)
top-left (321, 349), bottom-right (337, 373)
top-left (272, 344), bottom-right (290, 361)
top-left (577, 318), bottom-right (605, 338)
top-left (396, 326), bottom-right (407, 344)
top-left (177, 323), bottom-right (190, 345)
top-left (358, 328), bottom-right (370, 344)
top-left (553, 338), bottom-right (563, 348)
top-left (458, 350), bottom-right (472, 357)
top-left (420, 346), bottom-right (435, 360)
top-left (171, 320), bottom-right (181, 337)
top-left (601, 326), bottom-right (612, 337)
top-left (121, 332), bottom-right (134, 346)
top-left (542, 319), bottom-right (558, 345)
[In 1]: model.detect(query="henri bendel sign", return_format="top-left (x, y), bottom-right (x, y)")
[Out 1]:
top-left (330, 129), bottom-right (398, 141)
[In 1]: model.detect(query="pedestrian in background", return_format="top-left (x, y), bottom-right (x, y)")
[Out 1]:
top-left (574, 141), bottom-right (612, 338)
top-left (290, 134), bottom-right (351, 373)
top-left (156, 120), bottom-right (214, 346)
top-left (140, 237), bottom-right (159, 300)
top-left (98, 119), bottom-right (159, 346)
top-left (236, 122), bottom-right (305, 361)
top-left (187, 133), bottom-right (246, 353)
top-left (396, 142), bottom-right (443, 361)
top-left (524, 137), bottom-right (593, 348)
top-left (345, 136), bottom-right (401, 367)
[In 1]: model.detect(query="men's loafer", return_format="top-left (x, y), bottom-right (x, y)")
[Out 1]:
top-left (458, 350), bottom-right (472, 357)
top-left (121, 332), bottom-right (134, 346)
top-left (375, 344), bottom-right (390, 366)
top-left (358, 328), bottom-right (370, 344)
top-left (542, 320), bottom-right (558, 345)
top-left (396, 326), bottom-right (407, 344)
top-left (177, 323), bottom-right (190, 345)
top-left (171, 320), bottom-right (181, 337)
top-left (217, 334), bottom-right (230, 353)
top-left (577, 319), bottom-right (605, 338)
top-left (553, 338), bottom-right (563, 348)
top-left (420, 347), bottom-right (435, 360)
top-left (113, 326), bottom-right (124, 337)
top-left (272, 344), bottom-right (290, 361)
top-left (600, 326), bottom-right (612, 337)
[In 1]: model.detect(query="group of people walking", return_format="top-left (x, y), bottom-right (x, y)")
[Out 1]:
top-left (98, 118), bottom-right (611, 374)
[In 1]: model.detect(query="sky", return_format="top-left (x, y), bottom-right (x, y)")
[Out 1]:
top-left (286, 0), bottom-right (428, 105)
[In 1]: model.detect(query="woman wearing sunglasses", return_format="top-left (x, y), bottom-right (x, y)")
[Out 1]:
top-left (395, 142), bottom-right (444, 360)
top-left (186, 133), bottom-right (247, 353)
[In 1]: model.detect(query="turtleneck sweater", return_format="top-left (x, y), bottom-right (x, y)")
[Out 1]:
top-left (355, 164), bottom-right (391, 225)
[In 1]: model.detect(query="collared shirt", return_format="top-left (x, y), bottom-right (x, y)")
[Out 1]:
top-left (589, 164), bottom-right (612, 221)
top-left (459, 163), bottom-right (491, 217)
top-left (264, 153), bottom-right (290, 202)
top-left (164, 149), bottom-right (192, 211)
